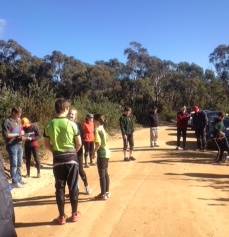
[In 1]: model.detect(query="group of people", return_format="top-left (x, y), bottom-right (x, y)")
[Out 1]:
top-left (176, 105), bottom-right (229, 163)
top-left (43, 98), bottom-right (111, 224)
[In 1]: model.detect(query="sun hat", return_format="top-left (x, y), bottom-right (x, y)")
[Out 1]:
top-left (21, 117), bottom-right (30, 127)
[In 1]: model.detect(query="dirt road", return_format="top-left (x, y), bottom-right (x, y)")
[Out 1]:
top-left (13, 125), bottom-right (229, 237)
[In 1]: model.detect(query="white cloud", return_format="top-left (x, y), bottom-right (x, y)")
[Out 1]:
top-left (0, 19), bottom-right (7, 37)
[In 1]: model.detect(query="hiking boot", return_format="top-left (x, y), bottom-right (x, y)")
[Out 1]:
top-left (129, 156), bottom-right (136, 161)
top-left (85, 186), bottom-right (92, 195)
top-left (71, 211), bottom-right (81, 222)
top-left (124, 157), bottom-right (130, 161)
top-left (56, 215), bottom-right (67, 225)
top-left (12, 183), bottom-right (24, 188)
top-left (94, 194), bottom-right (107, 201)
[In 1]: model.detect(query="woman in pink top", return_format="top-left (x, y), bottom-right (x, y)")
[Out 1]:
top-left (82, 113), bottom-right (95, 167)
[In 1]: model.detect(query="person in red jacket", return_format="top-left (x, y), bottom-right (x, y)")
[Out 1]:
top-left (82, 113), bottom-right (95, 167)
top-left (176, 106), bottom-right (190, 150)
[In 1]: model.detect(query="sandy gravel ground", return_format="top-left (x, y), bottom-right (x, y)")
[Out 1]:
top-left (11, 124), bottom-right (229, 237)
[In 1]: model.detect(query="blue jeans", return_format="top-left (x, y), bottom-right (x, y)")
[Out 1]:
top-left (6, 144), bottom-right (23, 184)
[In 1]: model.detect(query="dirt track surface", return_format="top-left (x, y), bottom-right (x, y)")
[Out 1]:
top-left (12, 125), bottom-right (229, 237)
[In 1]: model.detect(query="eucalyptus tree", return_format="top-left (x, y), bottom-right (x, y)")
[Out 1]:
top-left (0, 39), bottom-right (34, 88)
top-left (209, 44), bottom-right (229, 82)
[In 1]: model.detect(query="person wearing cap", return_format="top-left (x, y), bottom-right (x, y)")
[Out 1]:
top-left (82, 113), bottom-right (95, 167)
top-left (192, 106), bottom-right (208, 151)
top-left (119, 106), bottom-right (136, 161)
top-left (212, 112), bottom-right (229, 163)
top-left (21, 117), bottom-right (41, 178)
top-left (176, 106), bottom-right (190, 150)
top-left (1, 107), bottom-right (27, 188)
top-left (148, 106), bottom-right (159, 147)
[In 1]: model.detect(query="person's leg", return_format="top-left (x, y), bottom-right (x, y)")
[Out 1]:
top-left (53, 165), bottom-right (66, 217)
top-left (177, 128), bottom-right (181, 147)
top-left (89, 142), bottom-right (95, 164)
top-left (24, 146), bottom-right (32, 177)
top-left (182, 128), bottom-right (187, 149)
top-left (6, 145), bottom-right (19, 184)
top-left (129, 134), bottom-right (135, 160)
top-left (78, 154), bottom-right (88, 187)
top-left (66, 163), bottom-right (79, 215)
top-left (17, 145), bottom-right (23, 183)
top-left (84, 142), bottom-right (90, 167)
top-left (123, 137), bottom-right (128, 160)
top-left (31, 147), bottom-right (41, 176)
top-left (202, 129), bottom-right (207, 150)
top-left (97, 158), bottom-right (108, 195)
top-left (150, 127), bottom-right (153, 146)
top-left (195, 130), bottom-right (201, 149)
top-left (154, 127), bottom-right (158, 145)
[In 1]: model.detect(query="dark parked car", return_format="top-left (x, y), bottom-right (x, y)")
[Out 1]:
top-left (206, 116), bottom-right (229, 149)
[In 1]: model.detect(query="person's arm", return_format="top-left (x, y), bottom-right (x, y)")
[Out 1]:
top-left (32, 125), bottom-right (41, 141)
top-left (203, 112), bottom-right (208, 128)
top-left (119, 116), bottom-right (126, 135)
top-left (74, 134), bottom-right (82, 153)
top-left (43, 137), bottom-right (52, 152)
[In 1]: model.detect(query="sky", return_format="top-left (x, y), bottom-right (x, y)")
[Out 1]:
top-left (0, 0), bottom-right (229, 71)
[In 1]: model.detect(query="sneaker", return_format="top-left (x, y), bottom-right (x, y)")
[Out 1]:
top-left (203, 149), bottom-right (207, 152)
top-left (24, 174), bottom-right (30, 178)
top-left (84, 164), bottom-right (90, 168)
top-left (56, 215), bottom-right (67, 225)
top-left (71, 211), bottom-right (81, 222)
top-left (154, 143), bottom-right (159, 147)
top-left (183, 147), bottom-right (188, 150)
top-left (124, 157), bottom-right (130, 161)
top-left (12, 183), bottom-right (24, 188)
top-left (94, 194), bottom-right (107, 201)
top-left (20, 180), bottom-right (26, 185)
top-left (85, 186), bottom-right (92, 195)
top-left (175, 147), bottom-right (180, 150)
top-left (90, 162), bottom-right (96, 166)
top-left (150, 144), bottom-right (154, 147)
top-left (37, 173), bottom-right (41, 178)
top-left (106, 192), bottom-right (111, 198)
top-left (129, 156), bottom-right (136, 161)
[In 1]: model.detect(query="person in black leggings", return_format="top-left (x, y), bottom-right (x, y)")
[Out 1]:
top-left (21, 117), bottom-right (41, 178)
top-left (69, 109), bottom-right (92, 195)
top-left (92, 114), bottom-right (111, 201)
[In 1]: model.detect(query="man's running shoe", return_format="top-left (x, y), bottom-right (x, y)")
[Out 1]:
top-left (56, 215), bottom-right (67, 225)
top-left (71, 211), bottom-right (81, 222)
top-left (94, 194), bottom-right (107, 200)
top-left (85, 186), bottom-right (92, 195)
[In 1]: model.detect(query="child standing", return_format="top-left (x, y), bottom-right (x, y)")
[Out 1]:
top-left (92, 114), bottom-right (111, 200)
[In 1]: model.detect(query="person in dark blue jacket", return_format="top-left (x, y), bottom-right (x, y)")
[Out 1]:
top-left (0, 152), bottom-right (17, 237)
top-left (192, 106), bottom-right (208, 151)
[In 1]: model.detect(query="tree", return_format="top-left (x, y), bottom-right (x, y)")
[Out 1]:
top-left (209, 44), bottom-right (229, 81)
